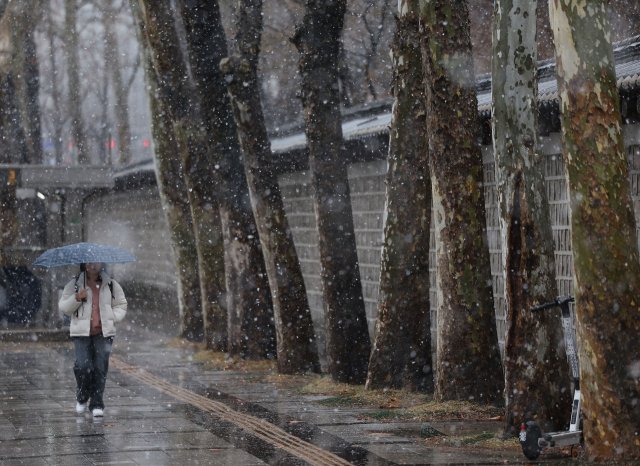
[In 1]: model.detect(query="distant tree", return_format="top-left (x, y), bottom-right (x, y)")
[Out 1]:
top-left (177, 0), bottom-right (277, 359)
top-left (0, 76), bottom-right (29, 163)
top-left (491, 0), bottom-right (571, 434)
top-left (292, 0), bottom-right (372, 383)
top-left (549, 0), bottom-right (640, 459)
top-left (11, 1), bottom-right (43, 164)
top-left (220, 0), bottom-right (321, 373)
top-left (133, 2), bottom-right (206, 347)
top-left (41, 1), bottom-right (66, 164)
top-left (65, 0), bottom-right (89, 164)
top-left (342, 0), bottom-right (392, 103)
top-left (418, 0), bottom-right (504, 402)
top-left (101, 0), bottom-right (133, 165)
top-left (365, 0), bottom-right (432, 392)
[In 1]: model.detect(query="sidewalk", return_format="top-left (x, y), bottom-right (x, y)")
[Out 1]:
top-left (0, 325), bottom-right (551, 465)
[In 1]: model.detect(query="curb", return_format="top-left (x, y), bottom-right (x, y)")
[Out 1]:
top-left (0, 328), bottom-right (70, 342)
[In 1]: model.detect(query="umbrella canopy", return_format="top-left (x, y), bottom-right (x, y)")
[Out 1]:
top-left (33, 242), bottom-right (138, 268)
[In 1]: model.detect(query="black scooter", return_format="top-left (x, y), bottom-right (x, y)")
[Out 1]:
top-left (519, 296), bottom-right (583, 460)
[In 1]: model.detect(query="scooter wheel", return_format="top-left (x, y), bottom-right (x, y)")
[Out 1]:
top-left (520, 421), bottom-right (543, 460)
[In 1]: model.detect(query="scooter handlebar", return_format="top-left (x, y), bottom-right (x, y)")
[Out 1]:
top-left (531, 296), bottom-right (575, 313)
top-left (531, 301), bottom-right (557, 312)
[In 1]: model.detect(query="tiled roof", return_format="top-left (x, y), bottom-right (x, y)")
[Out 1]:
top-left (272, 35), bottom-right (640, 152)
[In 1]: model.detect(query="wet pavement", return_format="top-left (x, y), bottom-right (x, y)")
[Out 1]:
top-left (0, 325), bottom-right (560, 465)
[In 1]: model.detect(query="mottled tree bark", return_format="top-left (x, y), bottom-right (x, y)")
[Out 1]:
top-left (0, 82), bottom-right (18, 253)
top-left (219, 0), bottom-right (320, 372)
top-left (0, 187), bottom-right (17, 257)
top-left (549, 0), bottom-right (640, 459)
top-left (491, 0), bottom-right (572, 435)
top-left (418, 0), bottom-right (504, 402)
top-left (0, 10), bottom-right (19, 261)
top-left (292, 0), bottom-right (372, 384)
top-left (177, 0), bottom-right (276, 360)
top-left (102, 2), bottom-right (132, 165)
top-left (137, 28), bottom-right (205, 344)
top-left (133, 0), bottom-right (223, 343)
top-left (365, 0), bottom-right (432, 392)
top-left (65, 0), bottom-right (89, 164)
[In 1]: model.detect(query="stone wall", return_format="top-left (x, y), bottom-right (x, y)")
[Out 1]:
top-left (278, 161), bottom-right (387, 360)
top-left (82, 126), bottom-right (640, 364)
top-left (84, 186), bottom-right (180, 335)
top-left (481, 134), bottom-right (573, 359)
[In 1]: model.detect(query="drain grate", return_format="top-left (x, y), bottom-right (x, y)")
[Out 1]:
top-left (110, 357), bottom-right (353, 466)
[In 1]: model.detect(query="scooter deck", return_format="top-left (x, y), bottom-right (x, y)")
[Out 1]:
top-left (539, 430), bottom-right (583, 448)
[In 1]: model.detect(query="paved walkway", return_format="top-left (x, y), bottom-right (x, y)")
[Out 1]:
top-left (0, 326), bottom-right (541, 465)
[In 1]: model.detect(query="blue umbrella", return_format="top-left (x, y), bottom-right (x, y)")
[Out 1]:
top-left (33, 242), bottom-right (138, 268)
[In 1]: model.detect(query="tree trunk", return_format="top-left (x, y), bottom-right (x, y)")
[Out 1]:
top-left (4, 0), bottom-right (41, 165)
top-left (365, 0), bottom-right (432, 392)
top-left (177, 0), bottom-right (276, 360)
top-left (219, 0), bottom-right (320, 373)
top-left (291, 0), bottom-right (372, 384)
top-left (65, 0), bottom-right (89, 164)
top-left (138, 29), bottom-right (205, 345)
top-left (102, 2), bottom-right (132, 165)
top-left (549, 0), bottom-right (640, 459)
top-left (14, 3), bottom-right (42, 164)
top-left (491, 0), bottom-right (572, 435)
top-left (0, 75), bottom-right (29, 163)
top-left (132, 0), bottom-right (222, 343)
top-left (0, 186), bottom-right (17, 256)
top-left (418, 0), bottom-right (504, 402)
top-left (0, 75), bottom-right (18, 254)
top-left (98, 43), bottom-right (109, 165)
top-left (46, 4), bottom-right (64, 165)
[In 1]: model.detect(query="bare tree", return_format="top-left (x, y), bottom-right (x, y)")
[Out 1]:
top-left (418, 0), bottom-right (504, 402)
top-left (344, 0), bottom-right (390, 102)
top-left (131, 0), bottom-right (220, 342)
top-left (491, 0), bottom-right (572, 435)
top-left (11, 0), bottom-right (43, 164)
top-left (365, 0), bottom-right (432, 392)
top-left (292, 0), bottom-right (372, 383)
top-left (101, 0), bottom-right (133, 165)
top-left (41, 1), bottom-right (67, 164)
top-left (137, 25), bottom-right (206, 348)
top-left (177, 0), bottom-right (277, 359)
top-left (549, 0), bottom-right (640, 458)
top-left (220, 0), bottom-right (321, 372)
top-left (65, 0), bottom-right (89, 164)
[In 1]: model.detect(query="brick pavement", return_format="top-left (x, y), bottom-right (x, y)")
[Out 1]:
top-left (0, 326), bottom-right (533, 465)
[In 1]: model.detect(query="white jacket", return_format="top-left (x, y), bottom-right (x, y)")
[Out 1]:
top-left (59, 271), bottom-right (127, 337)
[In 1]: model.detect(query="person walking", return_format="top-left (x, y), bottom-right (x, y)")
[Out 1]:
top-left (59, 262), bottom-right (127, 417)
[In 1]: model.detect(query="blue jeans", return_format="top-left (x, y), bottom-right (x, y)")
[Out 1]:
top-left (73, 334), bottom-right (113, 410)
